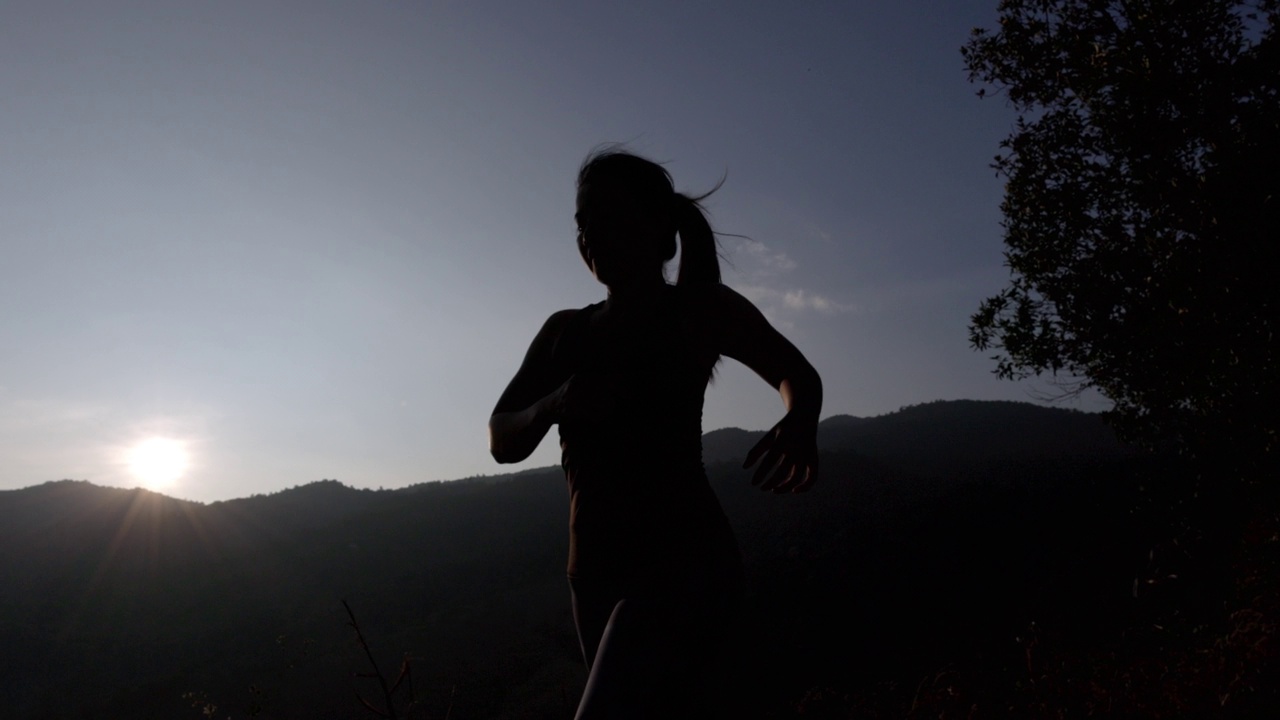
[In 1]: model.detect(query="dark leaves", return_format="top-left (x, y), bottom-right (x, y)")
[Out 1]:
top-left (964, 0), bottom-right (1280, 464)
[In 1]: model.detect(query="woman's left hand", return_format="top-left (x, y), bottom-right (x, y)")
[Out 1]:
top-left (742, 413), bottom-right (819, 493)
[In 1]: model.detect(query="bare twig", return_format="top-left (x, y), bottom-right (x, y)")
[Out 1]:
top-left (343, 599), bottom-right (399, 720)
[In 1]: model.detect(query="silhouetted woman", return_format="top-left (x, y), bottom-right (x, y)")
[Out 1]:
top-left (489, 150), bottom-right (822, 718)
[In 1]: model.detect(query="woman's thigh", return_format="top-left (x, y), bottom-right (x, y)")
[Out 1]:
top-left (570, 576), bottom-right (623, 670)
top-left (572, 570), bottom-right (742, 719)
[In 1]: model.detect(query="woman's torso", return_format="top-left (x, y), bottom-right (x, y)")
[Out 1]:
top-left (554, 284), bottom-right (739, 580)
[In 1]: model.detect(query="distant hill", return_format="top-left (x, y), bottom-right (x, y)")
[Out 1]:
top-left (1, 400), bottom-right (1167, 719)
top-left (705, 399), bottom-right (1126, 471)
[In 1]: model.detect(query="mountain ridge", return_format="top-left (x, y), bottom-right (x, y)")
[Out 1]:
top-left (0, 398), bottom-right (1147, 719)
top-left (2, 399), bottom-right (1120, 505)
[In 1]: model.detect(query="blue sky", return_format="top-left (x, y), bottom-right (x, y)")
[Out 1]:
top-left (1, 1), bottom-right (1106, 502)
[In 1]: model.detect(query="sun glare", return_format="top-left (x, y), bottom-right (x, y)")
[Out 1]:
top-left (127, 437), bottom-right (190, 490)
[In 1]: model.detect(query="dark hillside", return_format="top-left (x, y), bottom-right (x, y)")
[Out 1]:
top-left (4, 400), bottom-right (1262, 718)
top-left (814, 400), bottom-right (1131, 478)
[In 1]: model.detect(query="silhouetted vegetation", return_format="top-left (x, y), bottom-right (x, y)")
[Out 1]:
top-left (1, 401), bottom-right (1275, 718)
top-left (955, 7), bottom-right (1279, 715)
top-left (964, 0), bottom-right (1280, 466)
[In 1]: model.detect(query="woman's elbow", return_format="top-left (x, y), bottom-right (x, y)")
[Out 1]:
top-left (789, 359), bottom-right (823, 395)
top-left (488, 422), bottom-right (525, 464)
top-left (488, 430), bottom-right (511, 464)
top-left (809, 363), bottom-right (824, 393)
top-left (779, 361), bottom-right (823, 416)
top-left (490, 445), bottom-right (525, 464)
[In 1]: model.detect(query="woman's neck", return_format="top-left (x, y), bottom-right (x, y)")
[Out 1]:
top-left (603, 277), bottom-right (670, 314)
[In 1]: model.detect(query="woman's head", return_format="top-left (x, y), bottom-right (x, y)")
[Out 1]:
top-left (575, 149), bottom-right (721, 287)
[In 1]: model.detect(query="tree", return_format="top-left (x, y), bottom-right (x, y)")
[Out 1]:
top-left (964, 0), bottom-right (1279, 466)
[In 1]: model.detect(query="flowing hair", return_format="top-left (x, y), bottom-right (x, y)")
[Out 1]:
top-left (577, 148), bottom-right (723, 286)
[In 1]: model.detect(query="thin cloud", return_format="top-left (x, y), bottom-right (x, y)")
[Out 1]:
top-left (725, 235), bottom-right (856, 320)
top-left (741, 239), bottom-right (797, 274)
top-left (805, 222), bottom-right (834, 244)
top-left (736, 284), bottom-right (859, 319)
top-left (782, 290), bottom-right (857, 315)
top-left (723, 238), bottom-right (796, 278)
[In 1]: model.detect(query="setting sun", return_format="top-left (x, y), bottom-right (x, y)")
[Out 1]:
top-left (127, 437), bottom-right (190, 489)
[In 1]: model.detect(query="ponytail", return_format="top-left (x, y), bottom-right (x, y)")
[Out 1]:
top-left (673, 192), bottom-right (721, 286)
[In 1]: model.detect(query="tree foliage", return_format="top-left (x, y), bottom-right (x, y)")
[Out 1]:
top-left (965, 0), bottom-right (1280, 462)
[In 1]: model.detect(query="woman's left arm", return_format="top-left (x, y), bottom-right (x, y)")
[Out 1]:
top-left (708, 284), bottom-right (824, 493)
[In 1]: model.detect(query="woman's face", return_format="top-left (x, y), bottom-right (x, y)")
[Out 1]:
top-left (575, 182), bottom-right (667, 287)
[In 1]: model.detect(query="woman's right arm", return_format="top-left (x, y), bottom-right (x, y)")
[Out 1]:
top-left (488, 310), bottom-right (576, 464)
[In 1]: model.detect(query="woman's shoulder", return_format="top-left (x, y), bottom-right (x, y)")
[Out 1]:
top-left (666, 283), bottom-right (749, 364)
top-left (539, 299), bottom-right (604, 329)
top-left (540, 302), bottom-right (605, 364)
top-left (535, 308), bottom-right (579, 338)
top-left (517, 308), bottom-right (582, 365)
top-left (672, 283), bottom-right (776, 355)
top-left (671, 282), bottom-right (755, 318)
